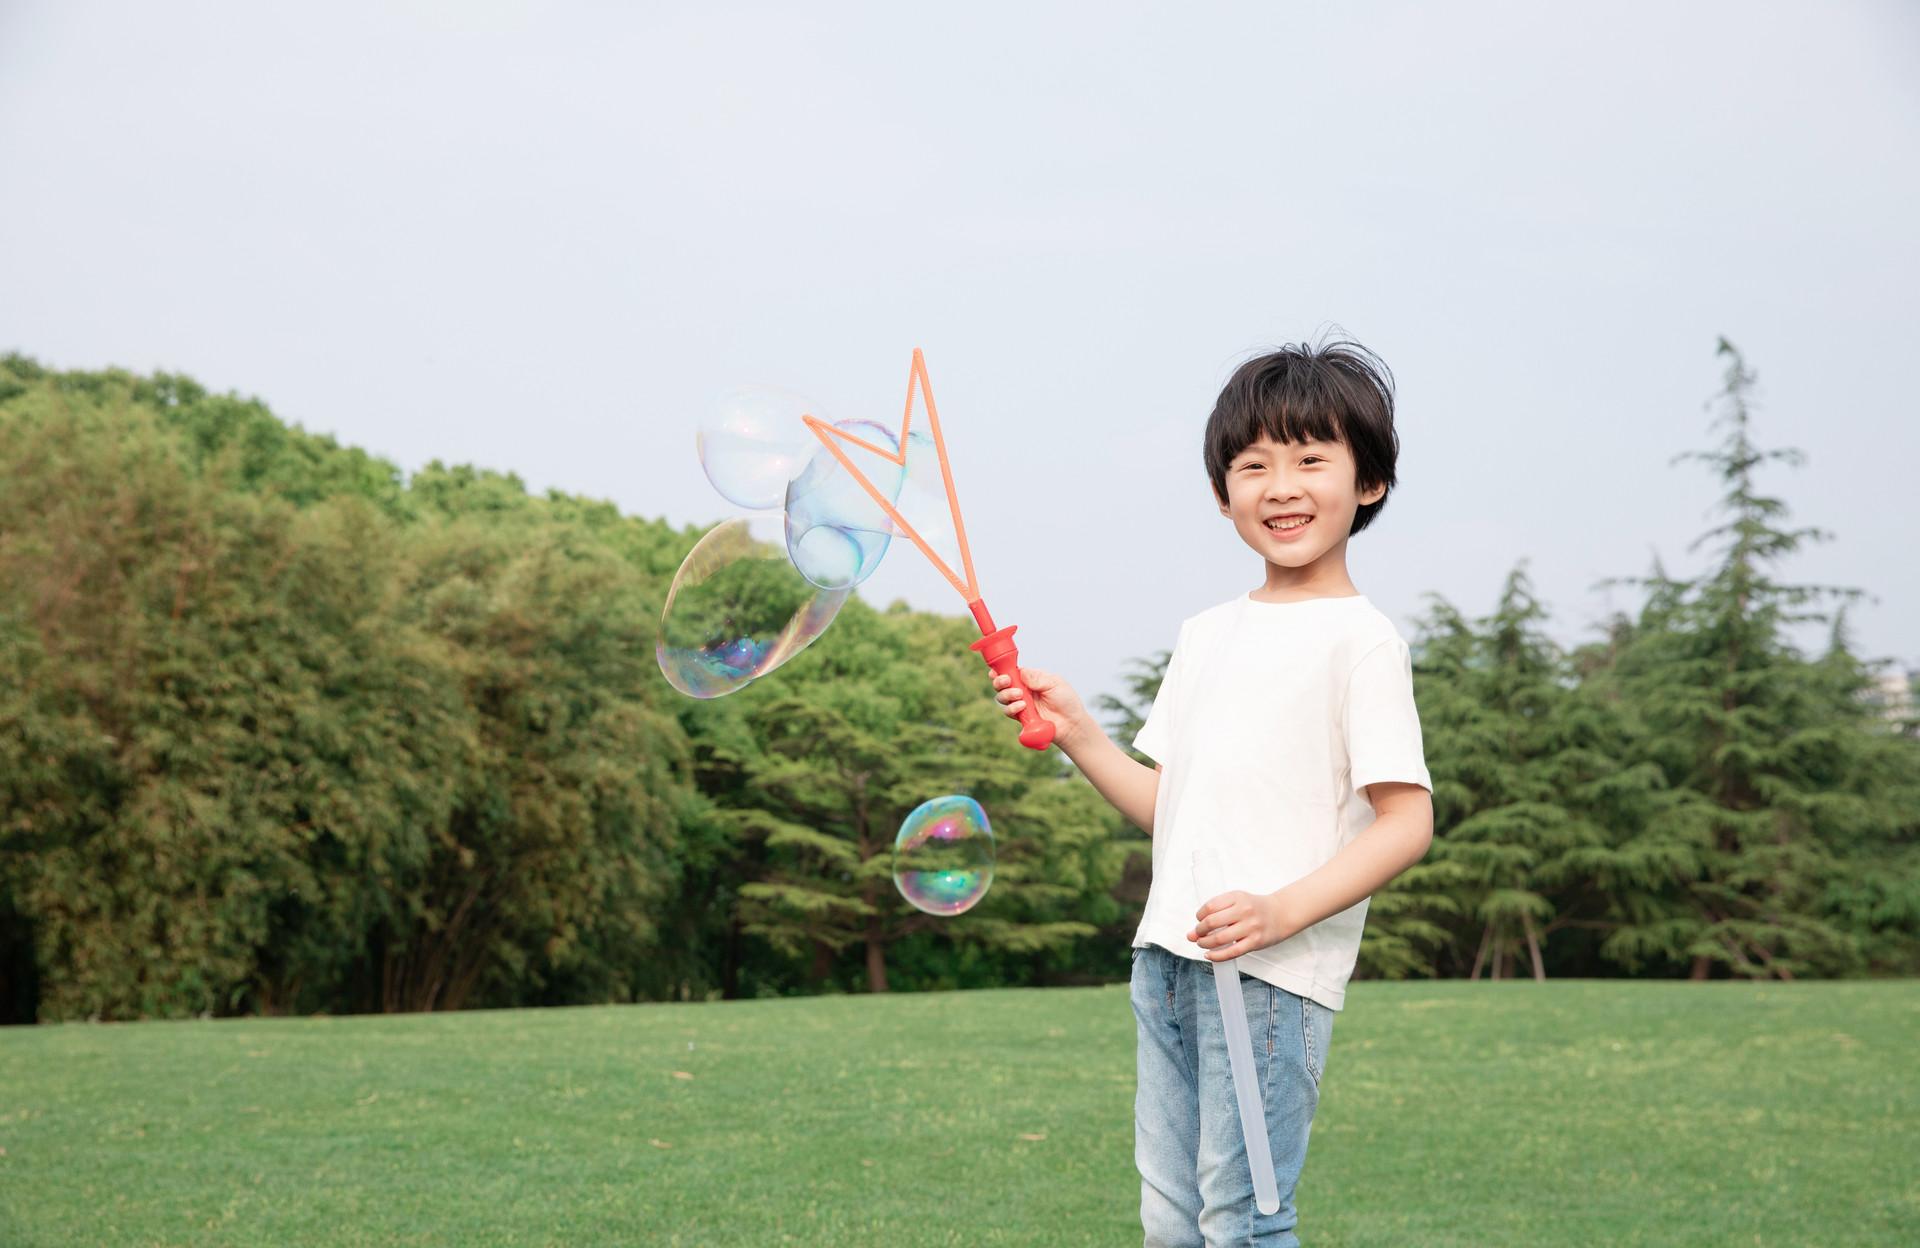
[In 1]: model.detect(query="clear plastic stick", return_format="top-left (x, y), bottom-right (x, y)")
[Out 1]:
top-left (1192, 848), bottom-right (1281, 1216)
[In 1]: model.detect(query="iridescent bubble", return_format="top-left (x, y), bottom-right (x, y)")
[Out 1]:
top-left (885, 428), bottom-right (965, 577)
top-left (892, 795), bottom-right (995, 917)
top-left (697, 386), bottom-right (824, 511)
top-left (783, 418), bottom-right (905, 590)
top-left (656, 516), bottom-right (850, 699)
top-left (894, 428), bottom-right (967, 564)
top-left (785, 419), bottom-right (966, 592)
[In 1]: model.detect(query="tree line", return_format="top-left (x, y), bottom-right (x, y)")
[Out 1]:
top-left (0, 340), bottom-right (1912, 1023)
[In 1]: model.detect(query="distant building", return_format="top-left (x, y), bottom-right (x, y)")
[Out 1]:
top-left (1866, 668), bottom-right (1916, 734)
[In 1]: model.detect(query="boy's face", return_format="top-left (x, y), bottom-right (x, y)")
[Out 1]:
top-left (1216, 434), bottom-right (1386, 568)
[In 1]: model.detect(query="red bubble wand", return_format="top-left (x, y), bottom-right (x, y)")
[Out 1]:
top-left (800, 350), bottom-right (1054, 750)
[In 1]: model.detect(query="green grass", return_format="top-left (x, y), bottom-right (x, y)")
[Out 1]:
top-left (1, 979), bottom-right (1914, 1246)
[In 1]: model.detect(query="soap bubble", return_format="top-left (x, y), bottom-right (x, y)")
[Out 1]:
top-left (656, 516), bottom-right (850, 699)
top-left (783, 418), bottom-right (905, 590)
top-left (786, 420), bottom-right (965, 591)
top-left (697, 386), bottom-right (824, 511)
top-left (886, 428), bottom-right (966, 579)
top-left (892, 795), bottom-right (995, 916)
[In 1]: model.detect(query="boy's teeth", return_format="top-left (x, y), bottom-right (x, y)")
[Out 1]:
top-left (1266, 517), bottom-right (1311, 530)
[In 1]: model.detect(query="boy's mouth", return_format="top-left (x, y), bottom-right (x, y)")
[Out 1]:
top-left (1263, 514), bottom-right (1314, 539)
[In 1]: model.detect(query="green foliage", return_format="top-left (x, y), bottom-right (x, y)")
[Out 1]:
top-left (0, 357), bottom-right (694, 1019)
top-left (0, 355), bottom-right (1137, 1018)
top-left (1379, 340), bottom-right (1920, 983)
top-left (709, 598), bottom-right (1125, 993)
top-left (1573, 340), bottom-right (1918, 980)
top-left (1, 336), bottom-right (1913, 1022)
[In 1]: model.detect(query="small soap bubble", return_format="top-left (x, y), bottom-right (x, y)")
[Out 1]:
top-left (656, 516), bottom-right (850, 699)
top-left (892, 795), bottom-right (995, 916)
top-left (783, 418), bottom-right (904, 590)
top-left (696, 386), bottom-right (824, 511)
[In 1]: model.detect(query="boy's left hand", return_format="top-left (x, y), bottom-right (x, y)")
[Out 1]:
top-left (1187, 891), bottom-right (1295, 960)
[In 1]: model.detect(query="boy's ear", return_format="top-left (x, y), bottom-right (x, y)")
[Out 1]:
top-left (1359, 482), bottom-right (1387, 506)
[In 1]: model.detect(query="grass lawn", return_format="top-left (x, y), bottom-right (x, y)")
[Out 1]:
top-left (1, 978), bottom-right (1914, 1246)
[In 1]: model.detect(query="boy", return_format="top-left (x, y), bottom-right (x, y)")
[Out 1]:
top-left (992, 339), bottom-right (1433, 1247)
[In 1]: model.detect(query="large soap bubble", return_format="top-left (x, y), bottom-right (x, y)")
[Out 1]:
top-left (656, 516), bottom-right (850, 699)
top-left (886, 428), bottom-right (965, 579)
top-left (892, 795), bottom-right (995, 916)
top-left (783, 418), bottom-right (905, 591)
top-left (697, 386), bottom-right (824, 511)
top-left (784, 422), bottom-right (963, 592)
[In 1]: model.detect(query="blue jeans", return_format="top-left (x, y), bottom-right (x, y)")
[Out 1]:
top-left (1130, 943), bottom-right (1335, 1247)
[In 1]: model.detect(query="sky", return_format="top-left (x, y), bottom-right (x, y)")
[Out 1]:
top-left (3, 1), bottom-right (1916, 712)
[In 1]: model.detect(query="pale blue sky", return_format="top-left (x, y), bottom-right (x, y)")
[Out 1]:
top-left (3, 1), bottom-right (1915, 709)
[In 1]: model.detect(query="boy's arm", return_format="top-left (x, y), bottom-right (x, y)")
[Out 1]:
top-left (1274, 782), bottom-right (1432, 933)
top-left (992, 668), bottom-right (1161, 835)
top-left (1060, 724), bottom-right (1161, 836)
top-left (1189, 781), bottom-right (1434, 959)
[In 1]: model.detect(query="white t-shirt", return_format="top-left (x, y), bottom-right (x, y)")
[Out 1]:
top-left (1129, 591), bottom-right (1432, 1011)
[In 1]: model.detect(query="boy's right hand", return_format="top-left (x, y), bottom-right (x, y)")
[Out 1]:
top-left (992, 667), bottom-right (1091, 752)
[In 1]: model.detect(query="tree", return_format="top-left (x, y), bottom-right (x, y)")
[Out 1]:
top-left (1586, 339), bottom-right (1909, 980)
top-left (1094, 649), bottom-right (1168, 767)
top-left (0, 376), bottom-right (469, 1018)
top-left (0, 359), bottom-right (706, 1018)
top-left (723, 596), bottom-right (1117, 993)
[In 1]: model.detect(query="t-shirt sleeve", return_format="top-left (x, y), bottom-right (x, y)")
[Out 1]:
top-left (1343, 637), bottom-right (1433, 799)
top-left (1130, 622), bottom-right (1187, 765)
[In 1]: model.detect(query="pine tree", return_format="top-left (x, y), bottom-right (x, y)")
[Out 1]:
top-left (1391, 564), bottom-right (1692, 981)
top-left (1589, 339), bottom-right (1888, 980)
top-left (1798, 610), bottom-right (1920, 973)
top-left (1094, 648), bottom-right (1169, 767)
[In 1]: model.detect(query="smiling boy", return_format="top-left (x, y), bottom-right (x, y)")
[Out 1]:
top-left (993, 339), bottom-right (1433, 1245)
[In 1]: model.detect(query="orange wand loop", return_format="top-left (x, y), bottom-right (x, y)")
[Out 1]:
top-left (801, 350), bottom-right (1054, 750)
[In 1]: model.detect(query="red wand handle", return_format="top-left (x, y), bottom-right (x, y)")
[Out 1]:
top-left (967, 600), bottom-right (1054, 751)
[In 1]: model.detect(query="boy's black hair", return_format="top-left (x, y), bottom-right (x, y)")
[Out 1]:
top-left (1204, 337), bottom-right (1400, 537)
